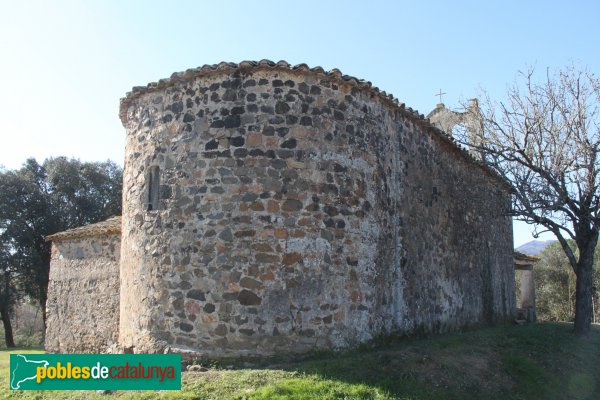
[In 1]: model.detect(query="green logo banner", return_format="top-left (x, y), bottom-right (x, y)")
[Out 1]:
top-left (10, 354), bottom-right (181, 390)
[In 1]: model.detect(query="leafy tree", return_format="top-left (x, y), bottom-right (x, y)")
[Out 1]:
top-left (44, 157), bottom-right (122, 227)
top-left (0, 158), bottom-right (122, 332)
top-left (535, 241), bottom-right (600, 322)
top-left (460, 65), bottom-right (600, 334)
top-left (0, 240), bottom-right (17, 347)
top-left (0, 160), bottom-right (51, 345)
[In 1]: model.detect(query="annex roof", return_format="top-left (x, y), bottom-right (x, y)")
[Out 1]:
top-left (45, 216), bottom-right (121, 242)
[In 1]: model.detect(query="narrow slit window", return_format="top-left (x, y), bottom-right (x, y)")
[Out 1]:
top-left (147, 166), bottom-right (160, 211)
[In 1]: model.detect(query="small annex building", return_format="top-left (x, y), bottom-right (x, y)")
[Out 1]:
top-left (46, 60), bottom-right (517, 358)
top-left (45, 217), bottom-right (121, 353)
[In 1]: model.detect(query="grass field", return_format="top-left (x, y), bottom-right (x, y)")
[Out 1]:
top-left (1, 322), bottom-right (599, 399)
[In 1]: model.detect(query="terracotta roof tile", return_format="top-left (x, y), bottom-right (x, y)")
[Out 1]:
top-left (45, 216), bottom-right (121, 242)
top-left (514, 251), bottom-right (540, 262)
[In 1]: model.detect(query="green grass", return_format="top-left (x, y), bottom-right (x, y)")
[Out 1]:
top-left (1, 323), bottom-right (599, 399)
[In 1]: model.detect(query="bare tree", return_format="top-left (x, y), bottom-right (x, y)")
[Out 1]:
top-left (458, 65), bottom-right (600, 335)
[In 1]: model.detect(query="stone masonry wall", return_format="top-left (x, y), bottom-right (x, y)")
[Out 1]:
top-left (396, 124), bottom-right (515, 331)
top-left (45, 234), bottom-right (120, 353)
top-left (119, 62), bottom-right (515, 357)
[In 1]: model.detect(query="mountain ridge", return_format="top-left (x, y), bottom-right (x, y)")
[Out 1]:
top-left (515, 240), bottom-right (557, 256)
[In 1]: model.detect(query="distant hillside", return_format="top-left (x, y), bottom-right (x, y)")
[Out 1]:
top-left (516, 240), bottom-right (557, 256)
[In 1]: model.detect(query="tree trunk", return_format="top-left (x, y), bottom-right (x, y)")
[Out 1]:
top-left (574, 236), bottom-right (596, 335)
top-left (0, 303), bottom-right (15, 348)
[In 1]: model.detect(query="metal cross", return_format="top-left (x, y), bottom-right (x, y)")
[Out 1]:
top-left (435, 89), bottom-right (447, 103)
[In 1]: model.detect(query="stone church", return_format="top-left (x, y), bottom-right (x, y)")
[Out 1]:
top-left (45, 60), bottom-right (515, 357)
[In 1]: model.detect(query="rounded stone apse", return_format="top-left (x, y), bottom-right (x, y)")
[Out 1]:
top-left (118, 61), bottom-right (515, 357)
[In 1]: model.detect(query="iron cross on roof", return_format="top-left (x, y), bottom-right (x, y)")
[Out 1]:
top-left (435, 89), bottom-right (447, 103)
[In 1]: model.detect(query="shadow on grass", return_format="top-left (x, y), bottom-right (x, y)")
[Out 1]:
top-left (239, 323), bottom-right (600, 400)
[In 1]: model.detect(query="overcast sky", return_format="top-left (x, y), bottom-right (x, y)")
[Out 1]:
top-left (1, 0), bottom-right (598, 247)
